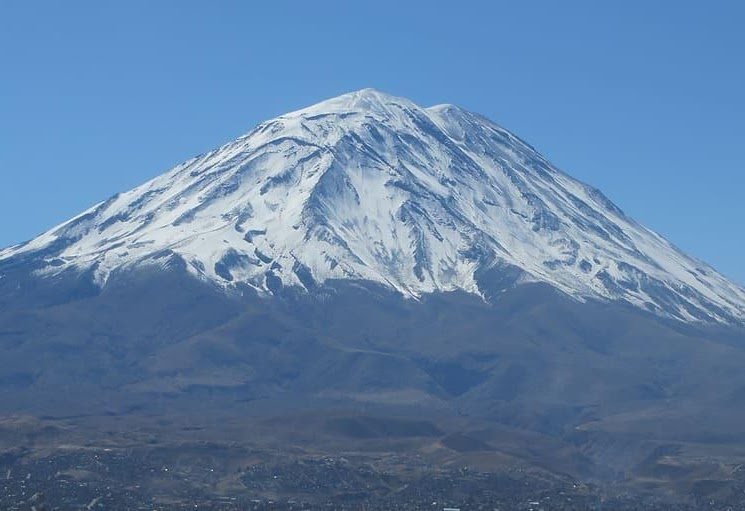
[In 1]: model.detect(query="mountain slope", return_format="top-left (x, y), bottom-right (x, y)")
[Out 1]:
top-left (1, 88), bottom-right (743, 323)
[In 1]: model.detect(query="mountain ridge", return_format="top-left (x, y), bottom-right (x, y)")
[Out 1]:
top-left (1, 88), bottom-right (744, 324)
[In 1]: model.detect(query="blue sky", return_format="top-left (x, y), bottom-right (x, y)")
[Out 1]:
top-left (1, 1), bottom-right (743, 283)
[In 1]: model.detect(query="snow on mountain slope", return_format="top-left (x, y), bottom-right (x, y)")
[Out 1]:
top-left (2, 89), bottom-right (744, 324)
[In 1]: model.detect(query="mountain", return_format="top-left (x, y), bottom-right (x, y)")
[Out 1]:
top-left (1, 88), bottom-right (743, 324)
top-left (1, 90), bottom-right (745, 495)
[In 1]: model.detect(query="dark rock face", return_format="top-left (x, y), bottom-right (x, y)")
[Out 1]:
top-left (0, 263), bottom-right (744, 479)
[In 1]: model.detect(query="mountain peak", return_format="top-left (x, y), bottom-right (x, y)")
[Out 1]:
top-left (2, 92), bottom-right (744, 325)
top-left (283, 88), bottom-right (418, 120)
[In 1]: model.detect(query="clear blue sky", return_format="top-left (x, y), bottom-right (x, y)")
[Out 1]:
top-left (1, 1), bottom-right (743, 283)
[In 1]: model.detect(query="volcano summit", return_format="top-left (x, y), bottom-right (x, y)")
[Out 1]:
top-left (2, 89), bottom-right (743, 324)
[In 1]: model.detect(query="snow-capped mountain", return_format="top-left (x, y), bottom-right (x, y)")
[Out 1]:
top-left (2, 89), bottom-right (743, 323)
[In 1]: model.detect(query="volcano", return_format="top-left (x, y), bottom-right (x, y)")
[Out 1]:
top-left (1, 90), bottom-right (744, 487)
